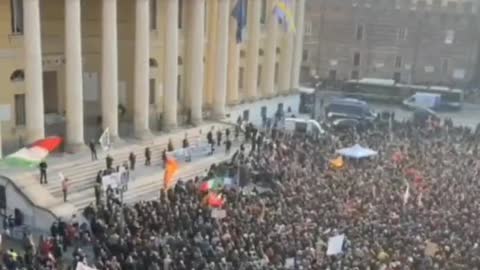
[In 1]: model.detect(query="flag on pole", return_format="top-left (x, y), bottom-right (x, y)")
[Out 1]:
top-left (403, 183), bottom-right (410, 206)
top-left (273, 0), bottom-right (296, 33)
top-left (207, 192), bottom-right (226, 208)
top-left (99, 128), bottom-right (111, 151)
top-left (232, 0), bottom-right (248, 43)
top-left (200, 178), bottom-right (224, 192)
top-left (164, 158), bottom-right (180, 190)
top-left (4, 136), bottom-right (63, 168)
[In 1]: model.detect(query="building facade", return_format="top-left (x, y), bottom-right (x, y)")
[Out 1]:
top-left (302, 0), bottom-right (480, 86)
top-left (0, 0), bottom-right (306, 155)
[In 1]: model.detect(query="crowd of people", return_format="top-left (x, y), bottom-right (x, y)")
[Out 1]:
top-left (74, 114), bottom-right (480, 269)
top-left (3, 113), bottom-right (480, 269)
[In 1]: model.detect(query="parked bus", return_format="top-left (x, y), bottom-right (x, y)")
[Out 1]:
top-left (342, 78), bottom-right (464, 110)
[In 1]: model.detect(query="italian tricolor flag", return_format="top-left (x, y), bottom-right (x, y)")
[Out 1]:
top-left (4, 137), bottom-right (63, 168)
top-left (199, 178), bottom-right (224, 192)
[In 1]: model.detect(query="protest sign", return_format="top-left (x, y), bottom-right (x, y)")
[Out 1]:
top-left (326, 234), bottom-right (345, 256)
top-left (76, 262), bottom-right (96, 270)
top-left (285, 258), bottom-right (295, 268)
top-left (424, 240), bottom-right (439, 257)
top-left (211, 209), bottom-right (227, 219)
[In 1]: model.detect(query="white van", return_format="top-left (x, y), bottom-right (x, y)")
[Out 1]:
top-left (403, 92), bottom-right (442, 110)
top-left (284, 117), bottom-right (326, 135)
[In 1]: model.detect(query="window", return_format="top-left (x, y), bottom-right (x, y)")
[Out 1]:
top-left (257, 65), bottom-right (262, 87)
top-left (355, 24), bottom-right (364, 41)
top-left (393, 72), bottom-right (401, 83)
top-left (150, 0), bottom-right (157, 30)
top-left (351, 70), bottom-right (359, 79)
top-left (395, 56), bottom-right (402, 68)
top-left (239, 67), bottom-right (244, 89)
top-left (261, 0), bottom-right (267, 24)
top-left (304, 21), bottom-right (313, 36)
top-left (417, 0), bottom-right (427, 10)
top-left (397, 28), bottom-right (408, 41)
top-left (395, 0), bottom-right (401, 9)
top-left (445, 30), bottom-right (455, 44)
top-left (10, 69), bottom-right (24, 82)
top-left (0, 185), bottom-right (5, 210)
top-left (14, 94), bottom-right (26, 126)
top-left (274, 63), bottom-right (279, 84)
top-left (329, 70), bottom-right (337, 80)
top-left (242, 110), bottom-right (250, 121)
top-left (353, 52), bottom-right (361, 66)
top-left (447, 1), bottom-right (457, 11)
top-left (463, 1), bottom-right (473, 13)
top-left (302, 49), bottom-right (309, 62)
top-left (177, 75), bottom-right (182, 101)
top-left (441, 58), bottom-right (449, 75)
top-left (178, 0), bottom-right (183, 29)
top-left (149, 79), bottom-right (155, 105)
top-left (433, 0), bottom-right (441, 9)
top-left (10, 0), bottom-right (23, 34)
top-left (240, 50), bottom-right (246, 58)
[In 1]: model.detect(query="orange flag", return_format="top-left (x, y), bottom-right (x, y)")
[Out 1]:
top-left (164, 158), bottom-right (179, 190)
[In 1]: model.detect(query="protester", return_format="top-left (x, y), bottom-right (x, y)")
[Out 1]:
top-left (105, 155), bottom-right (113, 170)
top-left (145, 147), bottom-right (151, 166)
top-left (39, 160), bottom-right (48, 184)
top-left (89, 140), bottom-right (97, 161)
top-left (62, 178), bottom-right (69, 202)
top-left (129, 152), bottom-right (136, 170)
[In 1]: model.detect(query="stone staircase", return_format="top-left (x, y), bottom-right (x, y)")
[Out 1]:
top-left (40, 122), bottom-right (239, 212)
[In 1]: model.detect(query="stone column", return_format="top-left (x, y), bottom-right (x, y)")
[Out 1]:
top-left (205, 0), bottom-right (218, 107)
top-left (65, 0), bottom-right (85, 152)
top-left (133, 0), bottom-right (151, 139)
top-left (279, 1), bottom-right (295, 93)
top-left (227, 9), bottom-right (240, 105)
top-left (213, 0), bottom-right (230, 119)
top-left (291, 0), bottom-right (306, 89)
top-left (101, 0), bottom-right (120, 140)
top-left (262, 0), bottom-right (278, 97)
top-left (23, 0), bottom-right (45, 142)
top-left (163, 0), bottom-right (179, 130)
top-left (186, 0), bottom-right (205, 125)
top-left (245, 0), bottom-right (261, 100)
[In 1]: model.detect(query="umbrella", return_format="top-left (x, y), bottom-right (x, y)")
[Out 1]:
top-left (336, 144), bottom-right (377, 159)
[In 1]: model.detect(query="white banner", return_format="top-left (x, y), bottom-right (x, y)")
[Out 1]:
top-left (211, 209), bottom-right (227, 219)
top-left (76, 262), bottom-right (96, 270)
top-left (326, 234), bottom-right (345, 256)
top-left (102, 170), bottom-right (129, 190)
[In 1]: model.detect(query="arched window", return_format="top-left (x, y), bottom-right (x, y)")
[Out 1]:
top-left (178, 57), bottom-right (183, 65)
top-left (10, 69), bottom-right (24, 82)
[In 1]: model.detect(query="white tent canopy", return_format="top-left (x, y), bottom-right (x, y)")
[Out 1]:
top-left (336, 144), bottom-right (377, 159)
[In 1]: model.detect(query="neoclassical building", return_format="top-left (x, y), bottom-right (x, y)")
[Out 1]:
top-left (0, 0), bottom-right (306, 155)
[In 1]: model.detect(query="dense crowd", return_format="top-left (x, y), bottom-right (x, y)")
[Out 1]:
top-left (76, 115), bottom-right (480, 270)
top-left (3, 114), bottom-right (480, 270)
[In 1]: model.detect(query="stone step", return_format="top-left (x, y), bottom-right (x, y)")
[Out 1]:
top-left (43, 132), bottom-right (212, 198)
top-left (42, 123), bottom-right (238, 202)
top-left (71, 148), bottom-right (236, 211)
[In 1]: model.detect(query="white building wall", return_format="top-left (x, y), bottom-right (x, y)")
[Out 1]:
top-left (0, 176), bottom-right (56, 234)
